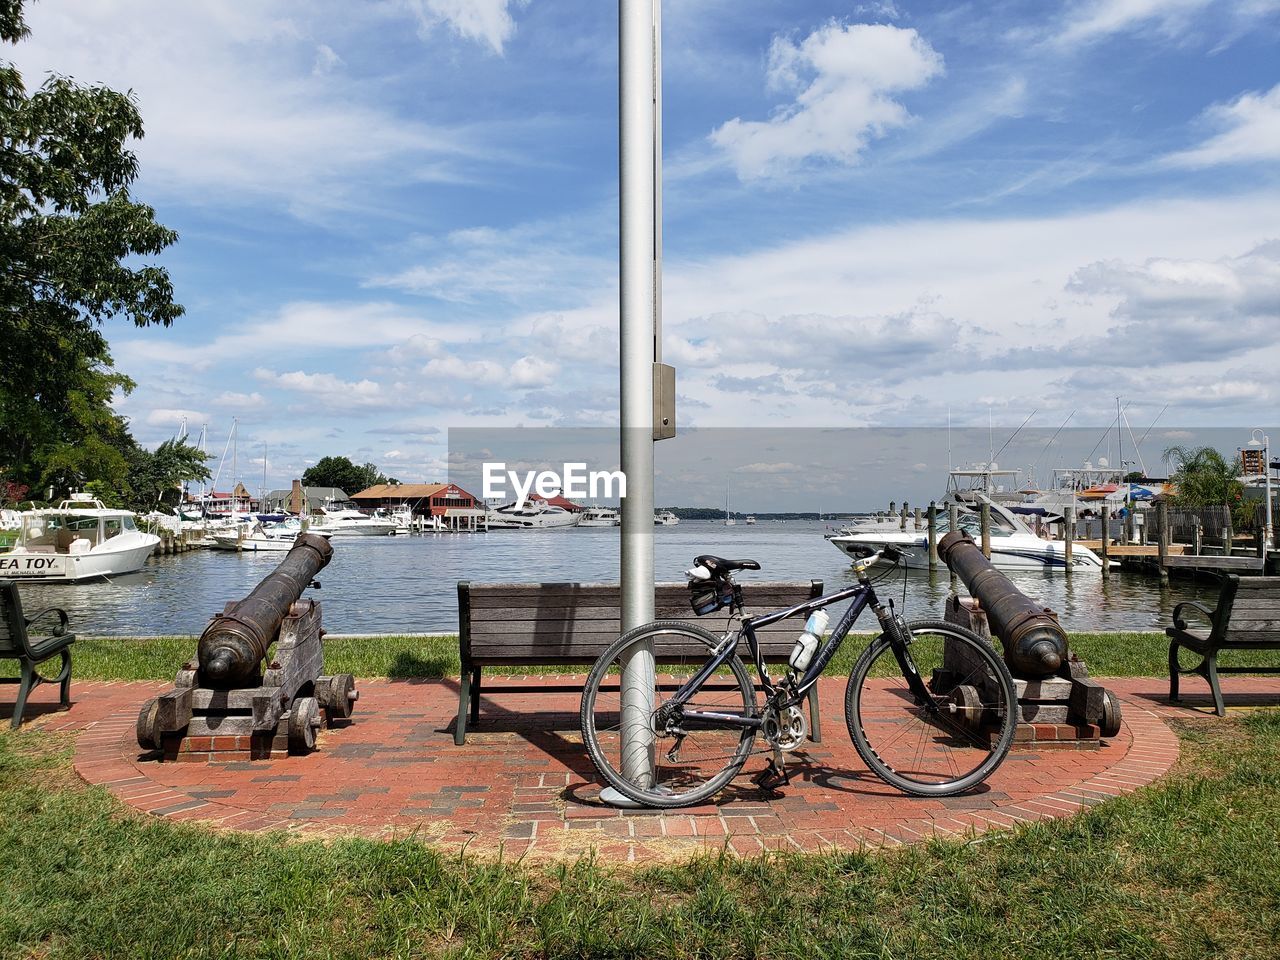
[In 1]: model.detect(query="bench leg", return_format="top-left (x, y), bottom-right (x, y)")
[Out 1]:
top-left (807, 685), bottom-right (822, 743)
top-left (12, 661), bottom-right (35, 729)
top-left (1168, 641), bottom-right (1180, 702)
top-left (455, 670), bottom-right (471, 745)
top-left (1205, 653), bottom-right (1226, 717)
top-left (470, 668), bottom-right (481, 724)
top-left (58, 649), bottom-right (72, 708)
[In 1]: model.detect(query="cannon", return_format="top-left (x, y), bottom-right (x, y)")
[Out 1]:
top-left (137, 535), bottom-right (358, 759)
top-left (938, 528), bottom-right (1120, 738)
top-left (199, 532), bottom-right (333, 685)
top-left (938, 529), bottom-right (1068, 678)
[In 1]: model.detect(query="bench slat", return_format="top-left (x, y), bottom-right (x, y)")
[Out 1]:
top-left (1230, 578), bottom-right (1280, 590)
top-left (466, 588), bottom-right (822, 610)
top-left (1220, 631), bottom-right (1280, 644)
top-left (1228, 598), bottom-right (1280, 611)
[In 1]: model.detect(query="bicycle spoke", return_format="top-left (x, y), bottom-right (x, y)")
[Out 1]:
top-left (582, 624), bottom-right (757, 807)
top-left (847, 622), bottom-right (1016, 795)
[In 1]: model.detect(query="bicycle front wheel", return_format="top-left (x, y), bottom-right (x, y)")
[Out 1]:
top-left (580, 620), bottom-right (757, 808)
top-left (845, 619), bottom-right (1017, 797)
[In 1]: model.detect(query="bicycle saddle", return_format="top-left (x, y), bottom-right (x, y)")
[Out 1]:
top-left (692, 554), bottom-right (761, 577)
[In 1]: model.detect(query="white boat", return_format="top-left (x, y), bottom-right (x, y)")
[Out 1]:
top-left (372, 505), bottom-right (414, 535)
top-left (0, 494), bottom-right (161, 581)
top-left (485, 501), bottom-right (581, 529)
top-left (579, 507), bottom-right (620, 527)
top-left (309, 499), bottom-right (399, 536)
top-left (745, 516), bottom-right (757, 525)
top-left (828, 497), bottom-right (1104, 571)
top-left (724, 480), bottom-right (735, 525)
top-left (654, 510), bottom-right (679, 526)
top-left (210, 519), bottom-right (332, 552)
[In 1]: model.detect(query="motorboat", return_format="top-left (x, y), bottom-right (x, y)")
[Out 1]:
top-left (210, 518), bottom-right (332, 552)
top-left (372, 505), bottom-right (414, 535)
top-left (654, 510), bottom-right (679, 526)
top-left (828, 497), bottom-right (1104, 571)
top-left (579, 507), bottom-right (620, 527)
top-left (484, 501), bottom-right (581, 529)
top-left (309, 499), bottom-right (399, 536)
top-left (745, 516), bottom-right (757, 525)
top-left (0, 494), bottom-right (160, 581)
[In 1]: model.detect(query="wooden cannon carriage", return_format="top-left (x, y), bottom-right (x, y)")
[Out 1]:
top-left (136, 534), bottom-right (358, 761)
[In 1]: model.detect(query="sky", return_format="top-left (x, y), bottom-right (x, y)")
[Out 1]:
top-left (8, 0), bottom-right (1280, 505)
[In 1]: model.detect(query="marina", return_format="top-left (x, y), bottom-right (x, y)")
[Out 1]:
top-left (11, 519), bottom-right (1216, 635)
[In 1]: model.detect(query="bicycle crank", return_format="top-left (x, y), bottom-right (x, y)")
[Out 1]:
top-left (762, 704), bottom-right (808, 752)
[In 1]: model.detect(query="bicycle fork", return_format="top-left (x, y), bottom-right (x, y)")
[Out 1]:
top-left (877, 604), bottom-right (942, 715)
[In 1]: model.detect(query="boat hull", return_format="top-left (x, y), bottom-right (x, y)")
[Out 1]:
top-left (0, 538), bottom-right (159, 582)
top-left (828, 533), bottom-right (1103, 571)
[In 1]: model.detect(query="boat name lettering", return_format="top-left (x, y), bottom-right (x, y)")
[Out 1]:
top-left (0, 555), bottom-right (65, 573)
top-left (482, 462), bottom-right (627, 509)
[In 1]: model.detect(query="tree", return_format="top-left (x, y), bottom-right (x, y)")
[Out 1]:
top-left (127, 438), bottom-right (212, 510)
top-left (301, 456), bottom-right (390, 496)
top-left (1163, 444), bottom-right (1250, 526)
top-left (0, 0), bottom-right (182, 495)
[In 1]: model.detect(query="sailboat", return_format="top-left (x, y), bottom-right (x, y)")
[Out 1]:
top-left (724, 479), bottom-right (735, 525)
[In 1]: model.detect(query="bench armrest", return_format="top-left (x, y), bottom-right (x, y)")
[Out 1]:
top-left (25, 606), bottom-right (70, 637)
top-left (1171, 600), bottom-right (1215, 632)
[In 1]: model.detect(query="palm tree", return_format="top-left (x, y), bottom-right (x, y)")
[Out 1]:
top-left (1163, 445), bottom-right (1249, 526)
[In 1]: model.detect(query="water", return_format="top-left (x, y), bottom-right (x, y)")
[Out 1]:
top-left (13, 521), bottom-right (1212, 635)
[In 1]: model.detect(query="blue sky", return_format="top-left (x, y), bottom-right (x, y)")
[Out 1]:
top-left (9, 0), bottom-right (1280, 496)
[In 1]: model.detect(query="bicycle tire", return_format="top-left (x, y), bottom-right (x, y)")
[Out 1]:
top-left (844, 618), bottom-right (1017, 797)
top-left (580, 620), bottom-right (757, 808)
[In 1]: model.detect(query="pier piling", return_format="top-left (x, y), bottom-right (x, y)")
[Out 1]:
top-left (1064, 506), bottom-right (1074, 570)
top-left (927, 502), bottom-right (938, 571)
top-left (913, 506), bottom-right (921, 531)
top-left (979, 502), bottom-right (991, 559)
top-left (1099, 511), bottom-right (1110, 578)
top-left (1157, 500), bottom-right (1169, 581)
top-left (948, 503), bottom-right (959, 589)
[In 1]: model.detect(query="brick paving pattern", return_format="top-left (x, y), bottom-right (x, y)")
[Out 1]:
top-left (14, 673), bottom-right (1279, 862)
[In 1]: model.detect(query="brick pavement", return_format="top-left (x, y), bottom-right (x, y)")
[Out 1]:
top-left (14, 673), bottom-right (1277, 863)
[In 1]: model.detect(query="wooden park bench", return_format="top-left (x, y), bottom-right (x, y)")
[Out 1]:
top-left (1168, 575), bottom-right (1280, 716)
top-left (455, 579), bottom-right (823, 744)
top-left (0, 579), bottom-right (75, 728)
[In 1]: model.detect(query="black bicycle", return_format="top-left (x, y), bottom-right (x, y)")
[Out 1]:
top-left (580, 547), bottom-right (1018, 808)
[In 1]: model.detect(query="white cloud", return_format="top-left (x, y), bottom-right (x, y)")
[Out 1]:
top-left (403, 0), bottom-right (528, 55)
top-left (1162, 83), bottom-right (1280, 168)
top-left (369, 222), bottom-right (612, 305)
top-left (143, 408), bottom-right (211, 429)
top-left (1055, 0), bottom-right (1213, 47)
top-left (257, 368), bottom-right (388, 409)
top-left (422, 356), bottom-right (505, 383)
top-left (213, 391), bottom-right (267, 410)
top-left (12, 2), bottom-right (497, 213)
top-left (509, 355), bottom-right (559, 387)
top-left (710, 22), bottom-right (943, 180)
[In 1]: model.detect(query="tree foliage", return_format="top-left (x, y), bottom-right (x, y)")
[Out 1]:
top-left (1163, 444), bottom-right (1251, 525)
top-left (127, 438), bottom-right (211, 510)
top-left (0, 0), bottom-right (182, 498)
top-left (301, 456), bottom-right (395, 496)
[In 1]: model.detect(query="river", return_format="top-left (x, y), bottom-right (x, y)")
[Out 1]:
top-left (13, 521), bottom-right (1213, 635)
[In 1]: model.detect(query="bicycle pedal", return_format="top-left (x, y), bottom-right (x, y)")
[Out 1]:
top-left (752, 759), bottom-right (791, 791)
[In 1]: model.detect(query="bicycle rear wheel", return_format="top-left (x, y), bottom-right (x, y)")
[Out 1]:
top-left (844, 619), bottom-right (1017, 797)
top-left (580, 620), bottom-right (757, 808)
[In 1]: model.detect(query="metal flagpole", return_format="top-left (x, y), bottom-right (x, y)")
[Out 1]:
top-left (603, 0), bottom-right (658, 806)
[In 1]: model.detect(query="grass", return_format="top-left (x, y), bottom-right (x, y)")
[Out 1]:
top-left (5, 631), bottom-right (1280, 683)
top-left (2, 712), bottom-right (1280, 957)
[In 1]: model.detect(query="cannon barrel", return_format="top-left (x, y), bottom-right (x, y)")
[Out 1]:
top-left (938, 530), bottom-right (1068, 678)
top-left (198, 533), bottom-right (333, 686)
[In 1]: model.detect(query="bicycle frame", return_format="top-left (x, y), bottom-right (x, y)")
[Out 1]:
top-left (666, 576), bottom-right (892, 732)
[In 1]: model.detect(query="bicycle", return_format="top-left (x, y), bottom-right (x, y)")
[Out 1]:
top-left (579, 547), bottom-right (1018, 808)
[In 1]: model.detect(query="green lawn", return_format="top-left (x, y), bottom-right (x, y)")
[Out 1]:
top-left (4, 631), bottom-right (1279, 683)
top-left (2, 712), bottom-right (1279, 958)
